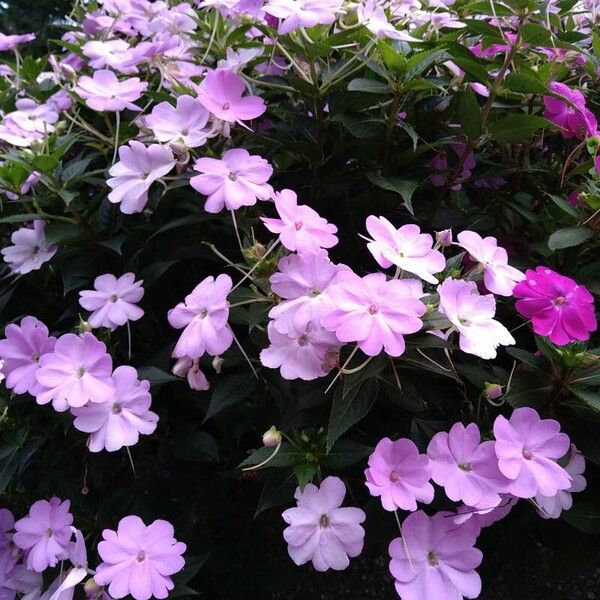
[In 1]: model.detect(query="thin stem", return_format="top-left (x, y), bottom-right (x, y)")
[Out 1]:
top-left (229, 298), bottom-right (271, 308)
top-left (13, 49), bottom-right (21, 90)
top-left (394, 511), bottom-right (414, 573)
top-left (204, 243), bottom-right (248, 277)
top-left (231, 238), bottom-right (280, 292)
top-left (416, 349), bottom-right (452, 372)
top-left (126, 320), bottom-right (132, 361)
top-left (112, 111), bottom-right (121, 165)
top-left (230, 210), bottom-right (244, 256)
top-left (201, 9), bottom-right (220, 63)
top-left (242, 440), bottom-right (282, 471)
top-left (230, 327), bottom-right (259, 379)
top-left (325, 345), bottom-right (359, 394)
top-left (125, 446), bottom-right (137, 477)
top-left (340, 355), bottom-right (372, 374)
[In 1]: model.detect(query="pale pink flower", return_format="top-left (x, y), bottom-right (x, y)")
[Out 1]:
top-left (75, 70), bottom-right (147, 112)
top-left (322, 272), bottom-right (426, 357)
top-left (364, 217), bottom-right (445, 284)
top-left (438, 278), bottom-right (515, 360)
top-left (107, 141), bottom-right (176, 214)
top-left (1, 220), bottom-right (57, 275)
top-left (264, 0), bottom-right (343, 34)
top-left (357, 0), bottom-right (415, 40)
top-left (171, 357), bottom-right (210, 391)
top-left (79, 273), bottom-right (144, 331)
top-left (82, 40), bottom-right (134, 73)
top-left (282, 477), bottom-right (365, 572)
top-left (365, 437), bottom-right (434, 511)
top-left (456, 231), bottom-right (525, 296)
top-left (261, 189), bottom-right (338, 253)
top-left (0, 33), bottom-right (36, 51)
top-left (190, 148), bottom-right (273, 213)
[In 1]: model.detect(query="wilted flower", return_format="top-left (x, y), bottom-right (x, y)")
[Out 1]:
top-left (75, 70), bottom-right (148, 112)
top-left (1, 220), bottom-right (57, 275)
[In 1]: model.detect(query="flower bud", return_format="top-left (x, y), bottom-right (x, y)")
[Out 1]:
top-left (187, 362), bottom-right (209, 391)
top-left (436, 228), bottom-right (453, 247)
top-left (171, 357), bottom-right (193, 378)
top-left (84, 578), bottom-right (103, 599)
top-left (78, 316), bottom-right (93, 333)
top-left (483, 382), bottom-right (503, 401)
top-left (212, 355), bottom-right (224, 374)
top-left (262, 426), bottom-right (282, 448)
top-left (322, 346), bottom-right (340, 373)
top-left (29, 139), bottom-right (45, 153)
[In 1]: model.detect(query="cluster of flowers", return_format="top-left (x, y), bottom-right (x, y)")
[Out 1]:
top-left (0, 499), bottom-right (185, 600)
top-left (282, 407), bottom-right (586, 600)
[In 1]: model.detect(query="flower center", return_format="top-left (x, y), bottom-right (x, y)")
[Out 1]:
top-left (319, 514), bottom-right (329, 528)
top-left (458, 463), bottom-right (472, 472)
top-left (522, 449), bottom-right (534, 460)
top-left (459, 318), bottom-right (472, 327)
top-left (222, 102), bottom-right (230, 110)
top-left (427, 551), bottom-right (438, 566)
top-left (389, 470), bottom-right (401, 483)
top-left (112, 403), bottom-right (122, 415)
top-left (110, 294), bottom-right (118, 303)
top-left (553, 295), bottom-right (566, 307)
top-left (228, 172), bottom-right (237, 181)
top-left (294, 220), bottom-right (303, 231)
top-left (136, 550), bottom-right (146, 563)
top-left (77, 366), bottom-right (86, 378)
top-left (31, 352), bottom-right (40, 363)
top-left (298, 334), bottom-right (309, 347)
top-left (199, 308), bottom-right (208, 318)
top-left (181, 128), bottom-right (189, 136)
top-left (368, 304), bottom-right (379, 315)
top-left (45, 528), bottom-right (53, 538)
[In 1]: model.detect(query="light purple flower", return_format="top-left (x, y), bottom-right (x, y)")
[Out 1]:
top-left (365, 437), bottom-right (434, 511)
top-left (427, 422), bottom-right (509, 510)
top-left (35, 332), bottom-right (114, 412)
top-left (0, 316), bottom-right (56, 396)
top-left (197, 68), bottom-right (266, 125)
top-left (453, 495), bottom-right (517, 530)
top-left (0, 33), bottom-right (36, 51)
top-left (145, 95), bottom-right (213, 148)
top-left (1, 220), bottom-right (57, 275)
top-left (261, 189), bottom-right (338, 253)
top-left (75, 70), bottom-right (148, 112)
top-left (456, 231), bottom-right (525, 296)
top-left (107, 141), bottom-right (176, 214)
top-left (167, 274), bottom-right (233, 359)
top-left (82, 39), bottom-right (134, 73)
top-left (171, 357), bottom-right (210, 391)
top-left (513, 267), bottom-right (597, 346)
top-left (535, 445), bottom-right (586, 519)
top-left (364, 217), bottom-right (446, 284)
top-left (493, 407), bottom-right (571, 499)
top-left (72, 365), bottom-right (158, 452)
top-left (79, 273), bottom-right (144, 331)
top-left (438, 278), bottom-right (515, 360)
top-left (94, 516), bottom-right (186, 600)
top-left (190, 148), bottom-right (273, 213)
top-left (264, 0), bottom-right (342, 34)
top-left (282, 476), bottom-right (365, 572)
top-left (389, 511), bottom-right (482, 600)
top-left (268, 250), bottom-right (348, 334)
top-left (358, 0), bottom-right (415, 40)
top-left (322, 272), bottom-right (426, 357)
top-left (13, 498), bottom-right (73, 573)
top-left (260, 321), bottom-right (339, 380)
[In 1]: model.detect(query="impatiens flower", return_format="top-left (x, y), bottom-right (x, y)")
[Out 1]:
top-left (389, 511), bottom-right (482, 600)
top-left (171, 357), bottom-right (210, 391)
top-left (493, 407), bottom-right (571, 499)
top-left (261, 189), bottom-right (338, 253)
top-left (72, 366), bottom-right (158, 452)
top-left (456, 231), bottom-right (525, 296)
top-left (190, 148), bottom-right (273, 213)
top-left (322, 272), bottom-right (426, 357)
top-left (1, 220), bottom-right (57, 275)
top-left (75, 70), bottom-right (148, 112)
top-left (167, 274), bottom-right (233, 359)
top-left (79, 273), bottom-right (144, 331)
top-left (107, 141), bottom-right (176, 214)
top-left (260, 321), bottom-right (339, 380)
top-left (196, 68), bottom-right (266, 125)
top-left (269, 250), bottom-right (348, 334)
top-left (35, 332), bottom-right (114, 412)
top-left (365, 437), bottom-right (434, 511)
top-left (438, 278), bottom-right (515, 360)
top-left (512, 267), bottom-right (597, 346)
top-left (82, 39), bottom-right (133, 72)
top-left (94, 516), bottom-right (186, 600)
top-left (282, 476), bottom-right (365, 572)
top-left (0, 316), bottom-right (56, 395)
top-left (13, 498), bottom-right (73, 573)
top-left (543, 81), bottom-right (597, 140)
top-left (453, 495), bottom-right (517, 529)
top-left (536, 445), bottom-right (586, 519)
top-left (427, 422), bottom-right (509, 510)
top-left (0, 32), bottom-right (36, 51)
top-left (429, 143), bottom-right (475, 191)
top-left (357, 0), bottom-right (415, 40)
top-left (145, 95), bottom-right (213, 148)
top-left (264, 0), bottom-right (343, 34)
top-left (363, 217), bottom-right (445, 284)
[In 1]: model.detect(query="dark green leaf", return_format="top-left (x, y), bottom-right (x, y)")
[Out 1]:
top-left (489, 114), bottom-right (549, 143)
top-left (204, 373), bottom-right (257, 421)
top-left (548, 227), bottom-right (593, 251)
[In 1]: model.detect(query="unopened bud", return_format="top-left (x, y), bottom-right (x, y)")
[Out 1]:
top-left (187, 361), bottom-right (209, 391)
top-left (29, 139), bottom-right (45, 153)
top-left (78, 317), bottom-right (93, 333)
top-left (262, 426), bottom-right (282, 447)
top-left (84, 578), bottom-right (103, 599)
top-left (483, 382), bottom-right (503, 401)
top-left (60, 63), bottom-right (77, 81)
top-left (212, 355), bottom-right (224, 374)
top-left (242, 242), bottom-right (266, 263)
top-left (436, 228), bottom-right (453, 247)
top-left (171, 357), bottom-right (193, 378)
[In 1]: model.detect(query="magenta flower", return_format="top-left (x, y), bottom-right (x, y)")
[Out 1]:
top-left (543, 81), bottom-right (597, 139)
top-left (513, 267), bottom-right (597, 346)
top-left (260, 321), bottom-right (339, 380)
top-left (438, 278), bottom-right (515, 360)
top-left (197, 68), bottom-right (266, 125)
top-left (282, 476), bottom-right (365, 572)
top-left (269, 250), bottom-right (348, 334)
top-left (79, 273), bottom-right (144, 331)
top-left (35, 332), bottom-right (114, 412)
top-left (264, 0), bottom-right (342, 34)
top-left (536, 445), bottom-right (586, 519)
top-left (0, 33), bottom-right (35, 51)
top-left (0, 316), bottom-right (56, 395)
top-left (13, 498), bottom-right (73, 573)
top-left (389, 511), bottom-right (482, 600)
top-left (456, 231), bottom-right (525, 296)
top-left (322, 272), bottom-right (426, 357)
top-left (262, 189), bottom-right (338, 253)
top-left (167, 274), bottom-right (233, 359)
top-left (94, 516), bottom-right (186, 600)
top-left (75, 70), bottom-right (148, 112)
top-left (365, 437), bottom-right (434, 511)
top-left (190, 148), bottom-right (273, 213)
top-left (427, 422), bottom-right (509, 510)
top-left (364, 217), bottom-right (445, 283)
top-left (1, 220), bottom-right (57, 275)
top-left (145, 95), bottom-right (213, 148)
top-left (493, 407), bottom-right (571, 499)
top-left (107, 141), bottom-right (176, 214)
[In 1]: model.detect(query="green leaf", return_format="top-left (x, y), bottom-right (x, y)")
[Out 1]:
top-left (0, 213), bottom-right (41, 224)
top-left (347, 78), bottom-right (390, 94)
top-left (405, 49), bottom-right (449, 80)
top-left (294, 462), bottom-right (317, 489)
top-left (546, 193), bottom-right (582, 219)
top-left (548, 227), bottom-right (593, 251)
top-left (255, 470), bottom-right (296, 517)
top-left (489, 114), bottom-right (549, 143)
top-left (204, 373), bottom-right (257, 422)
top-left (506, 347), bottom-right (545, 372)
top-left (456, 88), bottom-right (482, 140)
top-left (331, 114), bottom-right (384, 138)
top-left (563, 501), bottom-right (600, 534)
top-left (521, 23), bottom-right (552, 45)
top-left (238, 443), bottom-right (300, 469)
top-left (378, 40), bottom-right (406, 73)
top-left (367, 172), bottom-right (419, 215)
top-left (44, 222), bottom-right (81, 246)
top-left (31, 154), bottom-right (59, 173)
top-left (593, 32), bottom-right (600, 58)
top-left (323, 439), bottom-right (372, 469)
top-left (504, 72), bottom-right (547, 94)
top-left (137, 366), bottom-right (179, 386)
top-left (569, 387), bottom-right (600, 412)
